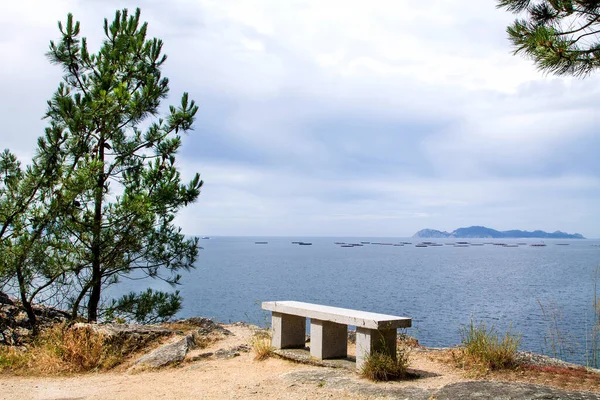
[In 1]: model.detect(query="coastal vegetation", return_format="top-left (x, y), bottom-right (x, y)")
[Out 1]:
top-left (250, 329), bottom-right (273, 361)
top-left (451, 319), bottom-right (521, 374)
top-left (359, 340), bottom-right (412, 381)
top-left (0, 324), bottom-right (126, 374)
top-left (0, 8), bottom-right (201, 326)
top-left (497, 0), bottom-right (600, 76)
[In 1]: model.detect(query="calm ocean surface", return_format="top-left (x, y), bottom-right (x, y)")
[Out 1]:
top-left (118, 236), bottom-right (600, 365)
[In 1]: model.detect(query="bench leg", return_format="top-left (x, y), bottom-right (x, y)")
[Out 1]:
top-left (271, 312), bottom-right (306, 349)
top-left (310, 319), bottom-right (348, 359)
top-left (355, 328), bottom-right (397, 370)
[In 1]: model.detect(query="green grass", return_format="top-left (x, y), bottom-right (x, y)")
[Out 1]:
top-left (456, 319), bottom-right (521, 372)
top-left (360, 339), bottom-right (411, 381)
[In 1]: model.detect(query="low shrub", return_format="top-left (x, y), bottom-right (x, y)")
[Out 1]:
top-left (360, 341), bottom-right (411, 381)
top-left (456, 319), bottom-right (521, 373)
top-left (0, 347), bottom-right (29, 370)
top-left (46, 325), bottom-right (107, 371)
top-left (251, 329), bottom-right (273, 361)
top-left (0, 324), bottom-right (126, 374)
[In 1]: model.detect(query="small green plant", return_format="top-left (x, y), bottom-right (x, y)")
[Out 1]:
top-left (250, 329), bottom-right (273, 361)
top-left (457, 318), bottom-right (521, 372)
top-left (360, 338), bottom-right (411, 381)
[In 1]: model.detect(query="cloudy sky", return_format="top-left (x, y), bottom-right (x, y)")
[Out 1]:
top-left (2, 0), bottom-right (599, 237)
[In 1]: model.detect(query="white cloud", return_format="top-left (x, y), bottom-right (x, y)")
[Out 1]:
top-left (2, 0), bottom-right (599, 237)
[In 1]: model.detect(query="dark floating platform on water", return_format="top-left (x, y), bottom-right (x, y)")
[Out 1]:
top-left (255, 241), bottom-right (268, 244)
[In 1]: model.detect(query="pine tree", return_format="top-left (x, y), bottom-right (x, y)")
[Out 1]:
top-left (0, 124), bottom-right (79, 327)
top-left (498, 0), bottom-right (600, 76)
top-left (43, 8), bottom-right (203, 322)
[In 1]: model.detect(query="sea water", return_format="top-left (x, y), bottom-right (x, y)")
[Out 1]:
top-left (116, 236), bottom-right (600, 366)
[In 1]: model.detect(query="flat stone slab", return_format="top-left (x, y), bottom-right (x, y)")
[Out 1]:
top-left (262, 301), bottom-right (411, 330)
top-left (281, 369), bottom-right (431, 399)
top-left (435, 381), bottom-right (600, 400)
top-left (281, 369), bottom-right (600, 400)
top-left (274, 347), bottom-right (356, 370)
top-left (131, 334), bottom-right (195, 369)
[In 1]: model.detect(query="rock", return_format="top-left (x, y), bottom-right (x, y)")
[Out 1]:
top-left (188, 345), bottom-right (250, 362)
top-left (214, 344), bottom-right (250, 359)
top-left (515, 351), bottom-right (582, 370)
top-left (132, 333), bottom-right (195, 369)
top-left (0, 295), bottom-right (69, 346)
top-left (188, 352), bottom-right (214, 361)
top-left (73, 323), bottom-right (175, 355)
top-left (435, 381), bottom-right (600, 400)
top-left (32, 305), bottom-right (70, 322)
top-left (76, 323), bottom-right (173, 337)
top-left (282, 371), bottom-right (600, 400)
top-left (0, 292), bottom-right (13, 305)
top-left (281, 369), bottom-right (431, 399)
top-left (174, 317), bottom-right (232, 336)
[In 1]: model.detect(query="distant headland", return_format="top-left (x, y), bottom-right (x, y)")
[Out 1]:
top-left (413, 226), bottom-right (585, 239)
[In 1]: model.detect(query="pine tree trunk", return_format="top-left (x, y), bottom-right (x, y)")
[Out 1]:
top-left (16, 263), bottom-right (37, 328)
top-left (87, 136), bottom-right (105, 322)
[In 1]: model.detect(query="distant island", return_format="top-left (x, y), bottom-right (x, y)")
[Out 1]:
top-left (413, 226), bottom-right (585, 239)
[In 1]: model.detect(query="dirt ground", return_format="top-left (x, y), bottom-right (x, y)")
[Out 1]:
top-left (0, 324), bottom-right (598, 400)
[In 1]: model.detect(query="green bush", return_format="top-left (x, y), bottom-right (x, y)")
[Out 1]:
top-left (360, 342), bottom-right (411, 381)
top-left (459, 319), bottom-right (521, 371)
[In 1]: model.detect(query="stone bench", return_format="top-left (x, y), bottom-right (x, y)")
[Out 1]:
top-left (261, 300), bottom-right (411, 369)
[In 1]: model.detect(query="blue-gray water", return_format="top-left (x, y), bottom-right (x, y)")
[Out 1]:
top-left (116, 237), bottom-right (600, 366)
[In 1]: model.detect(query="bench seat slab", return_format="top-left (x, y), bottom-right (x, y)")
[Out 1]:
top-left (262, 301), bottom-right (411, 330)
top-left (272, 312), bottom-right (306, 349)
top-left (310, 319), bottom-right (348, 359)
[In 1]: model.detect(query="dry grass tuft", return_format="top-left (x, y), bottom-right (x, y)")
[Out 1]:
top-left (250, 329), bottom-right (273, 361)
top-left (360, 342), bottom-right (412, 382)
top-left (0, 347), bottom-right (29, 371)
top-left (452, 319), bottom-right (521, 375)
top-left (0, 324), bottom-right (127, 375)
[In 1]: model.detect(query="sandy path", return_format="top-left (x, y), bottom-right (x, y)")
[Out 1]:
top-left (1, 324), bottom-right (595, 400)
top-left (0, 356), bottom-right (369, 400)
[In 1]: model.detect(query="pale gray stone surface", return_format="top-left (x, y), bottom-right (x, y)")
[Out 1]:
top-left (355, 327), bottom-right (397, 370)
top-left (281, 369), bottom-right (430, 399)
top-left (132, 334), bottom-right (195, 368)
top-left (263, 300), bottom-right (411, 370)
top-left (271, 311), bottom-right (306, 349)
top-left (262, 301), bottom-right (411, 330)
top-left (282, 369), bottom-right (600, 400)
top-left (435, 381), bottom-right (600, 400)
top-left (310, 319), bottom-right (348, 359)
